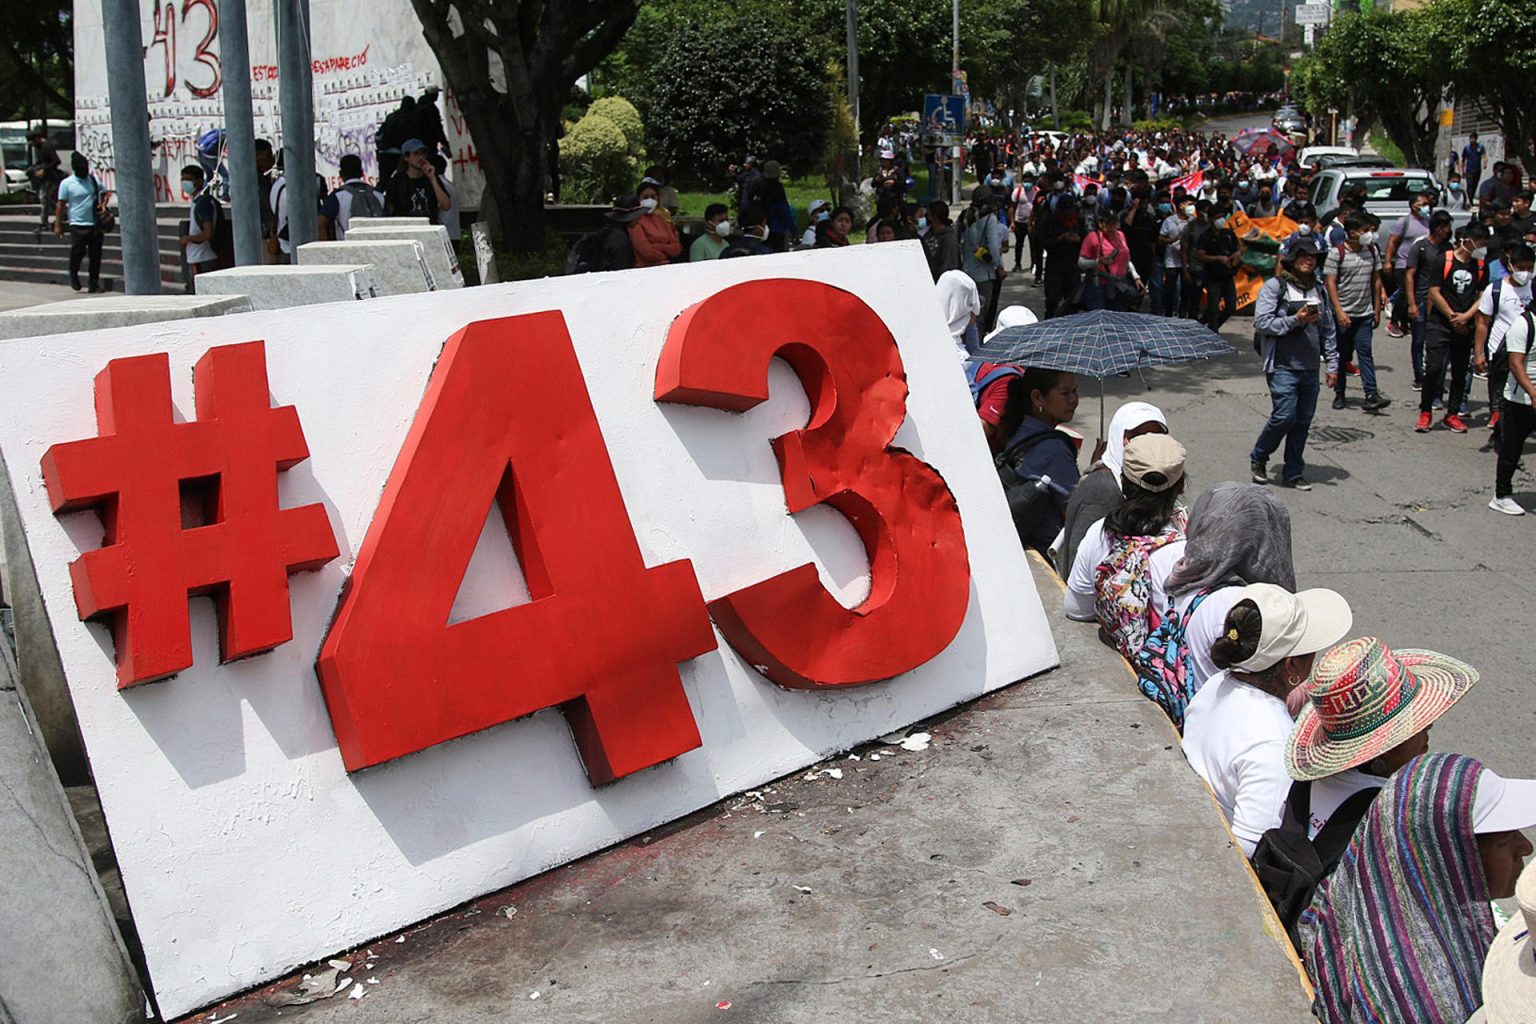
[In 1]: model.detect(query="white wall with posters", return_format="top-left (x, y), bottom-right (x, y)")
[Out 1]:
top-left (71, 0), bottom-right (483, 204)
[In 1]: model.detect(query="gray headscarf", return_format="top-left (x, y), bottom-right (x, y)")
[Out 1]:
top-left (1164, 482), bottom-right (1296, 597)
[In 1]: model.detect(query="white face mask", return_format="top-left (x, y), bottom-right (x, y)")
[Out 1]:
top-left (640, 197), bottom-right (659, 212)
top-left (1358, 231), bottom-right (1378, 248)
top-left (712, 219), bottom-right (730, 236)
top-left (1182, 204), bottom-right (1195, 217)
top-left (1514, 269), bottom-right (1534, 286)
top-left (1471, 246), bottom-right (1488, 260)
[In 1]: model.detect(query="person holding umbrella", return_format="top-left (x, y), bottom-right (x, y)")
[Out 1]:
top-left (1250, 238), bottom-right (1340, 491)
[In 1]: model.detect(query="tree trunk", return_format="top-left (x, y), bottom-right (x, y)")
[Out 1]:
top-left (1101, 71), bottom-right (1115, 130)
top-left (1049, 63), bottom-right (1059, 129)
top-left (1120, 64), bottom-right (1133, 128)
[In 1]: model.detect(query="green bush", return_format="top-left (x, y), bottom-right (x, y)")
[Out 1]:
top-left (1058, 109), bottom-right (1094, 130)
top-left (562, 109), bottom-right (640, 205)
top-left (1132, 116), bottom-right (1184, 134)
top-left (587, 96), bottom-right (645, 157)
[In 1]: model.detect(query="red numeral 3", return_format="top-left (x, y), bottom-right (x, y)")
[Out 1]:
top-left (656, 279), bottom-right (971, 688)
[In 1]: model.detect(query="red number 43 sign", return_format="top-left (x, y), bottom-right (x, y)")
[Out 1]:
top-left (43, 280), bottom-right (972, 784)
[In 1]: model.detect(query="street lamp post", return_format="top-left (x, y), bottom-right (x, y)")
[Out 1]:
top-left (951, 0), bottom-right (961, 208)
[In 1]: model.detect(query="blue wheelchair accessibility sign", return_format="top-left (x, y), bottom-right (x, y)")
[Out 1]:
top-left (923, 94), bottom-right (966, 142)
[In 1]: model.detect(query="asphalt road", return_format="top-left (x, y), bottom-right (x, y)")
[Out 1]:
top-left (993, 267), bottom-right (1535, 785)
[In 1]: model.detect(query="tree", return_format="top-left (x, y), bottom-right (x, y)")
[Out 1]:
top-left (1430, 0), bottom-right (1536, 175)
top-left (1, 0), bottom-right (71, 121)
top-left (409, 0), bottom-right (639, 252)
top-left (610, 1), bottom-right (833, 187)
top-left (1293, 9), bottom-right (1445, 169)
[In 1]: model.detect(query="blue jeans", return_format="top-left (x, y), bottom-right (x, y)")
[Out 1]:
top-left (1252, 366), bottom-right (1320, 482)
top-left (1335, 316), bottom-right (1378, 397)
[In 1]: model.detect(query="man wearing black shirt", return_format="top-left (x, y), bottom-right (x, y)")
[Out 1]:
top-left (1196, 213), bottom-right (1242, 330)
top-left (384, 138), bottom-right (449, 219)
top-left (1403, 210), bottom-right (1454, 391)
top-left (1420, 223), bottom-right (1490, 433)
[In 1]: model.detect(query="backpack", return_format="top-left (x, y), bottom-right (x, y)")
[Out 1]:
top-left (994, 429), bottom-right (1075, 549)
top-left (1093, 529), bottom-right (1181, 660)
top-left (343, 181), bottom-right (384, 221)
top-left (966, 361), bottom-right (1022, 409)
top-left (564, 225), bottom-right (620, 274)
top-left (1251, 780), bottom-right (1379, 946)
top-left (1131, 587), bottom-right (1212, 730)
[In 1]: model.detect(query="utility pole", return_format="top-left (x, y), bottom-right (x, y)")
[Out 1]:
top-left (846, 0), bottom-right (860, 183)
top-left (275, 0), bottom-right (318, 250)
top-left (99, 0), bottom-right (162, 294)
top-left (951, 0), bottom-right (962, 208)
top-left (220, 0), bottom-right (264, 265)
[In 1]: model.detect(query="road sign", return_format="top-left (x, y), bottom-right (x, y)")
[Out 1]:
top-left (923, 94), bottom-right (967, 143)
top-left (1294, 3), bottom-right (1329, 25)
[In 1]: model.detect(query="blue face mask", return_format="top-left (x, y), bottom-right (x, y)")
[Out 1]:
top-left (816, 210), bottom-right (830, 223)
top-left (1156, 203), bottom-right (1173, 216)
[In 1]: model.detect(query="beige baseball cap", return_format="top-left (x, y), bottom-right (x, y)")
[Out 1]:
top-left (1121, 434), bottom-right (1187, 493)
top-left (1231, 582), bottom-right (1353, 673)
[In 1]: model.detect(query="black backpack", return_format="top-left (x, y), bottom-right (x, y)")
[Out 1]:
top-left (343, 181), bottom-right (384, 220)
top-left (994, 429), bottom-right (1074, 549)
top-left (564, 225), bottom-right (618, 274)
top-left (1251, 780), bottom-right (1378, 945)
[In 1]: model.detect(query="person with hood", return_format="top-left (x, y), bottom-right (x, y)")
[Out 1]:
top-left (1058, 401), bottom-right (1170, 573)
top-left (935, 270), bottom-right (981, 362)
top-left (961, 185), bottom-right (1009, 332)
top-left (628, 178), bottom-right (681, 267)
top-left (1160, 482), bottom-right (1296, 700)
top-left (1249, 237), bottom-right (1339, 490)
top-left (1300, 753), bottom-right (1536, 1024)
top-left (375, 95), bottom-right (416, 183)
top-left (757, 160), bottom-right (794, 251)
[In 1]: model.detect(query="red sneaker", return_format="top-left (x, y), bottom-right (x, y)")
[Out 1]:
top-left (1345, 362), bottom-right (1360, 376)
top-left (1415, 411), bottom-right (1432, 433)
top-left (1443, 413), bottom-right (1469, 433)
top-left (1489, 411), bottom-right (1502, 432)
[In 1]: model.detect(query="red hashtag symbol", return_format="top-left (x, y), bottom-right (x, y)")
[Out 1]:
top-left (40, 341), bottom-right (339, 687)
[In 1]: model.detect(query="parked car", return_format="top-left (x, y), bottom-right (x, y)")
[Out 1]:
top-left (1314, 153), bottom-right (1394, 171)
top-left (1273, 107), bottom-right (1306, 135)
top-left (1309, 166), bottom-right (1472, 227)
top-left (1297, 146), bottom-right (1358, 169)
top-left (1030, 129), bottom-right (1070, 151)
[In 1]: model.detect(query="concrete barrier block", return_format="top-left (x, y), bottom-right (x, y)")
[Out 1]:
top-left (0, 294), bottom-right (252, 341)
top-left (348, 216), bottom-right (432, 229)
top-left (345, 224), bottom-right (464, 289)
top-left (195, 264), bottom-right (382, 311)
top-left (297, 240), bottom-right (436, 295)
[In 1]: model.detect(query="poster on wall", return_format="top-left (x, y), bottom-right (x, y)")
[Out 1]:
top-left (0, 243), bottom-right (1057, 1018)
top-left (71, 0), bottom-right (484, 205)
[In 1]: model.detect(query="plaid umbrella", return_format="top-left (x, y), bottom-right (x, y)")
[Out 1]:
top-left (1232, 127), bottom-right (1296, 160)
top-left (974, 310), bottom-right (1235, 434)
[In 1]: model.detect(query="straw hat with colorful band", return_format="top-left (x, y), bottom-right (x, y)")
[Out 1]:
top-left (1483, 859), bottom-right (1536, 1024)
top-left (1286, 636), bottom-right (1478, 782)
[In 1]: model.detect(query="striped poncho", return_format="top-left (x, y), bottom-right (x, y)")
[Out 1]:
top-left (1298, 752), bottom-right (1496, 1023)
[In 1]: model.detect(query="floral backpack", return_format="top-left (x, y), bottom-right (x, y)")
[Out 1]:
top-left (1093, 528), bottom-right (1183, 661)
top-left (1131, 588), bottom-right (1214, 731)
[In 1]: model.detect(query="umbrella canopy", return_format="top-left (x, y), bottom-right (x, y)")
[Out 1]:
top-left (1233, 127), bottom-right (1295, 160)
top-left (976, 310), bottom-right (1235, 377)
top-left (974, 310), bottom-right (1236, 435)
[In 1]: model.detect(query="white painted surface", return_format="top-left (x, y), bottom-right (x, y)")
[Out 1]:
top-left (195, 263), bottom-right (383, 310)
top-left (0, 242), bottom-right (1056, 1018)
top-left (345, 224), bottom-right (464, 288)
top-left (297, 240), bottom-right (436, 295)
top-left (0, 294), bottom-right (252, 340)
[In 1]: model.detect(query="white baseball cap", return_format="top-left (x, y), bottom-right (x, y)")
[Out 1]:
top-left (1474, 770), bottom-right (1536, 835)
top-left (1231, 583), bottom-right (1353, 673)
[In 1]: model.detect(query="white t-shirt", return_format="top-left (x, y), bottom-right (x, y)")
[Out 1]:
top-left (1306, 769), bottom-right (1386, 841)
top-left (1479, 277), bottom-right (1533, 356)
top-left (1064, 518), bottom-right (1186, 625)
top-left (1160, 214), bottom-right (1188, 268)
top-left (1503, 312), bottom-right (1536, 406)
top-left (1167, 585), bottom-right (1242, 699)
top-left (1182, 670), bottom-right (1295, 857)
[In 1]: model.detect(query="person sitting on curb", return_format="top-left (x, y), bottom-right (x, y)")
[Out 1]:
top-left (1469, 858), bottom-right (1536, 1023)
top-left (1300, 753), bottom-right (1536, 1024)
top-left (1057, 401), bottom-right (1168, 574)
top-left (1160, 482), bottom-right (1297, 700)
top-left (1064, 434), bottom-right (1188, 661)
top-left (1250, 238), bottom-right (1340, 491)
top-left (1286, 637), bottom-right (1478, 845)
top-left (1181, 583), bottom-right (1353, 856)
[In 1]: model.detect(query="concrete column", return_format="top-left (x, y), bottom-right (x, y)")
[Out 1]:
top-left (99, 0), bottom-right (162, 295)
top-left (220, 0), bottom-right (265, 266)
top-left (275, 0), bottom-right (318, 248)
